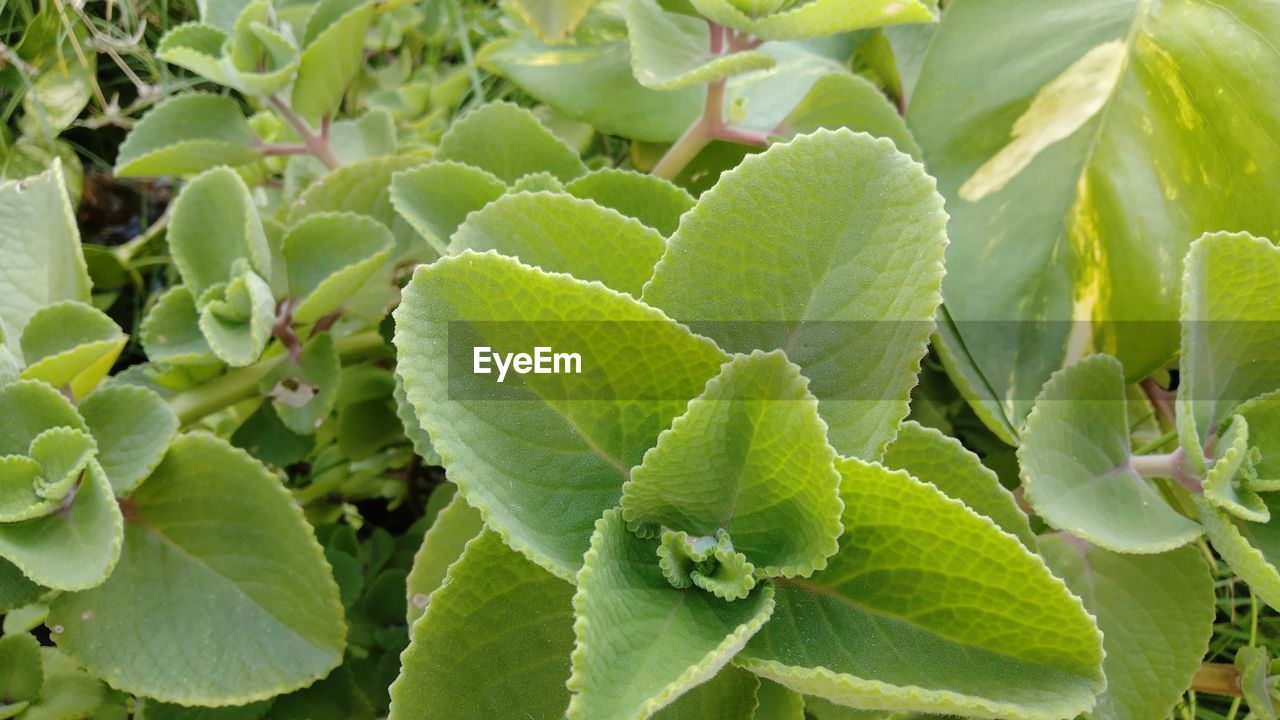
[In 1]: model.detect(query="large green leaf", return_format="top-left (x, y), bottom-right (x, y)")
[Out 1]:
top-left (621, 351), bottom-right (842, 578)
top-left (564, 169), bottom-right (695, 237)
top-left (737, 458), bottom-right (1105, 719)
top-left (405, 492), bottom-right (483, 625)
top-left (625, 0), bottom-right (773, 90)
top-left (77, 384), bottom-right (179, 496)
top-left (436, 102), bottom-right (586, 183)
top-left (168, 167), bottom-right (271, 297)
top-left (882, 421), bottom-right (1035, 548)
top-left (643, 129), bottom-right (946, 460)
top-left (1019, 355), bottom-right (1201, 552)
top-left (291, 0), bottom-right (376, 120)
top-left (114, 94), bottom-right (261, 177)
top-left (394, 251), bottom-right (726, 579)
top-left (449, 192), bottom-right (667, 297)
top-left (1177, 232), bottom-right (1280, 472)
top-left (283, 212), bottom-right (394, 324)
top-left (388, 531), bottom-right (576, 720)
top-left (688, 0), bottom-right (933, 40)
top-left (389, 162), bottom-right (507, 256)
top-left (1040, 536), bottom-right (1214, 720)
top-left (0, 162), bottom-right (90, 361)
top-left (908, 0), bottom-right (1280, 435)
top-left (49, 433), bottom-right (346, 705)
top-left (19, 301), bottom-right (127, 399)
top-left (567, 510), bottom-right (775, 720)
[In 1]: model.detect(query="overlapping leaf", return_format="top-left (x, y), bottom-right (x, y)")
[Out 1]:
top-left (114, 95), bottom-right (261, 177)
top-left (688, 0), bottom-right (933, 40)
top-left (625, 0), bottom-right (773, 90)
top-left (405, 492), bottom-right (483, 625)
top-left (390, 162), bottom-right (506, 255)
top-left (139, 286), bottom-right (218, 365)
top-left (291, 0), bottom-right (376, 120)
top-left (436, 102), bottom-right (586, 183)
top-left (643, 129), bottom-right (947, 460)
top-left (283, 212), bottom-right (394, 324)
top-left (1197, 494), bottom-right (1280, 610)
top-left (564, 169), bottom-right (694, 237)
top-left (19, 301), bottom-right (126, 399)
top-left (1240, 391), bottom-right (1280, 489)
top-left (77, 384), bottom-right (178, 496)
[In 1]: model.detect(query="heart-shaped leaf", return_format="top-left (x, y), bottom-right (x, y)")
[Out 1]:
top-left (737, 458), bottom-right (1105, 720)
top-left (388, 531), bottom-right (576, 720)
top-left (436, 102), bottom-right (586, 184)
top-left (564, 168), bottom-right (695, 237)
top-left (114, 94), bottom-right (261, 177)
top-left (290, 0), bottom-right (376, 120)
top-left (77, 384), bottom-right (178, 496)
top-left (622, 350), bottom-right (842, 578)
top-left (688, 0), bottom-right (933, 40)
top-left (394, 251), bottom-right (727, 579)
top-left (20, 301), bottom-right (126, 399)
top-left (449, 191), bottom-right (666, 297)
top-left (567, 510), bottom-right (775, 720)
top-left (49, 433), bottom-right (346, 705)
top-left (390, 162), bottom-right (507, 256)
top-left (643, 129), bottom-right (946, 460)
top-left (1019, 354), bottom-right (1201, 553)
top-left (283, 212), bottom-right (394, 324)
top-left (625, 0), bottom-right (773, 90)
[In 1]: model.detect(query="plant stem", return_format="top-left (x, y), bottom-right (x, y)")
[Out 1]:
top-left (167, 331), bottom-right (388, 426)
top-left (1130, 447), bottom-right (1201, 493)
top-left (1134, 428), bottom-right (1179, 455)
top-left (651, 120), bottom-right (714, 181)
top-left (267, 95), bottom-right (341, 170)
top-left (1190, 663), bottom-right (1242, 697)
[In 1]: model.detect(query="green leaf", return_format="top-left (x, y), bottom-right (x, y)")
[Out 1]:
top-left (737, 458), bottom-right (1105, 720)
top-left (626, 0), bottom-right (773, 90)
top-left (1239, 391), bottom-right (1280, 489)
top-left (169, 167), bottom-right (271, 298)
top-left (1178, 232), bottom-right (1280, 473)
top-left (288, 155), bottom-right (431, 262)
top-left (622, 351), bottom-right (841, 578)
top-left (450, 192), bottom-right (667, 297)
top-left (567, 510), bottom-right (775, 720)
top-left (436, 102), bottom-right (587, 183)
top-left (389, 162), bottom-right (507, 256)
top-left (1197, 494), bottom-right (1280, 610)
top-left (388, 531), bottom-right (576, 720)
top-left (49, 433), bottom-right (346, 705)
top-left (20, 301), bottom-right (127, 399)
top-left (284, 212), bottom-right (394, 324)
top-left (688, 0), bottom-right (933, 40)
top-left (27, 427), bottom-right (97, 502)
top-left (19, 648), bottom-right (106, 720)
top-left (114, 94), bottom-right (261, 177)
top-left (262, 334), bottom-right (340, 436)
top-left (393, 251), bottom-right (727, 579)
top-left (405, 492), bottom-right (483, 625)
top-left (1202, 415), bottom-right (1268, 522)
top-left (479, 36), bottom-right (702, 143)
top-left (139, 286), bottom-right (218, 365)
top-left (1040, 536), bottom-right (1215, 720)
top-left (775, 73), bottom-right (921, 160)
top-left (156, 24), bottom-right (234, 88)
top-left (564, 168), bottom-right (695, 237)
top-left (508, 0), bottom-right (598, 43)
top-left (228, 4), bottom-right (302, 95)
top-left (197, 266), bottom-right (276, 367)
top-left (139, 699), bottom-right (272, 720)
top-left (0, 380), bottom-right (87, 522)
top-left (1235, 647), bottom-right (1277, 720)
top-left (393, 371), bottom-right (442, 467)
top-left (754, 680), bottom-right (805, 720)
top-left (0, 557), bottom-right (44, 612)
top-left (0, 633), bottom-right (42, 706)
top-left (0, 162), bottom-right (90, 361)
top-left (1019, 355), bottom-right (1201, 553)
top-left (882, 420), bottom-right (1036, 548)
top-left (0, 460), bottom-right (123, 591)
top-left (651, 666), bottom-right (759, 720)
top-left (908, 3), bottom-right (1280, 435)
top-left (78, 384), bottom-right (179, 497)
top-left (291, 0), bottom-right (376, 120)
top-left (643, 129), bottom-right (946, 460)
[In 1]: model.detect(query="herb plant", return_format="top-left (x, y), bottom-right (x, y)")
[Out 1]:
top-left (0, 0), bottom-right (1278, 719)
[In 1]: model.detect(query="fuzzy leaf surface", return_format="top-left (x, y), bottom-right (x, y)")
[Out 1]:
top-left (284, 213), bottom-right (394, 324)
top-left (626, 0), bottom-right (773, 90)
top-left (389, 162), bottom-right (507, 255)
top-left (77, 385), bottom-right (178, 496)
top-left (114, 94), bottom-right (261, 177)
top-left (405, 492), bottom-right (483, 625)
top-left (19, 301), bottom-right (126, 399)
top-left (291, 0), bottom-right (376, 120)
top-left (436, 102), bottom-right (586, 183)
top-left (564, 169), bottom-right (694, 237)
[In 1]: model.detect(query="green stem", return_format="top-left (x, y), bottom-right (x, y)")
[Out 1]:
top-left (1134, 428), bottom-right (1179, 455)
top-left (447, 0), bottom-right (486, 105)
top-left (268, 95), bottom-right (341, 170)
top-left (167, 331), bottom-right (388, 426)
top-left (651, 119), bottom-right (714, 181)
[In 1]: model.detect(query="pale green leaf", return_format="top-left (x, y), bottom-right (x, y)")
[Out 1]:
top-left (651, 667), bottom-right (759, 720)
top-left (393, 251), bottom-right (726, 579)
top-left (291, 0), bottom-right (376, 120)
top-left (169, 167), bottom-right (271, 297)
top-left (0, 380), bottom-right (87, 522)
top-left (509, 172), bottom-right (565, 194)
top-left (1019, 355), bottom-right (1201, 553)
top-left (388, 531), bottom-right (576, 720)
top-left (114, 94), bottom-right (261, 177)
top-left (0, 460), bottom-right (123, 591)
top-left (1178, 232), bottom-right (1280, 473)
top-left (19, 301), bottom-right (126, 399)
top-left (1197, 495), bottom-right (1280, 610)
top-left (405, 492), bottom-right (483, 625)
top-left (626, 0), bottom-right (773, 90)
top-left (284, 212), bottom-right (394, 324)
top-left (643, 129), bottom-right (946, 460)
top-left (27, 427), bottom-right (97, 502)
top-left (908, 3), bottom-right (1280, 435)
top-left (78, 384), bottom-right (178, 497)
top-left (737, 458), bottom-right (1105, 720)
top-left (156, 23), bottom-right (234, 86)
top-left (450, 191), bottom-right (666, 296)
top-left (622, 350), bottom-right (841, 578)
top-left (436, 102), bottom-right (587, 183)
top-left (657, 528), bottom-right (756, 601)
top-left (20, 648), bottom-right (105, 720)
top-left (508, 0), bottom-right (598, 42)
top-left (564, 168), bottom-right (694, 237)
top-left (882, 421), bottom-right (1035, 548)
top-left (0, 162), bottom-right (90, 361)
top-left (567, 509), bottom-right (775, 720)
top-left (1040, 536), bottom-right (1215, 720)
top-left (1239, 391), bottom-right (1280, 489)
top-left (1203, 415), bottom-right (1267, 522)
top-left (393, 371), bottom-right (442, 467)
top-left (688, 0), bottom-right (933, 40)
top-left (0, 633), bottom-right (42, 706)
top-left (263, 334), bottom-right (340, 435)
top-left (228, 4), bottom-right (302, 95)
top-left (775, 73), bottom-right (921, 160)
top-left (1236, 647), bottom-right (1277, 720)
top-left (49, 433), bottom-right (346, 705)
top-left (139, 286), bottom-right (218, 366)
top-left (197, 267), bottom-right (276, 367)
top-left (389, 162), bottom-right (506, 256)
